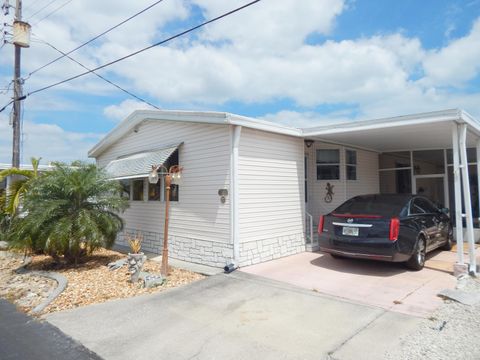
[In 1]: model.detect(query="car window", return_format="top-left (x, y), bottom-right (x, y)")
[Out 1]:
top-left (410, 197), bottom-right (437, 214)
top-left (334, 195), bottom-right (408, 217)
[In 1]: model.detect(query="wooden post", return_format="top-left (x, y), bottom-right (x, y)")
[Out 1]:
top-left (12, 0), bottom-right (23, 168)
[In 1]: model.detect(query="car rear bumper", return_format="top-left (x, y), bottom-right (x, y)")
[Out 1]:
top-left (318, 236), bottom-right (412, 262)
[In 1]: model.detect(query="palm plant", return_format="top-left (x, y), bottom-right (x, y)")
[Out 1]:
top-left (8, 162), bottom-right (129, 264)
top-left (0, 157), bottom-right (42, 216)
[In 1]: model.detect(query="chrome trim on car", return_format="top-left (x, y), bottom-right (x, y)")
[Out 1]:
top-left (332, 222), bottom-right (373, 228)
top-left (320, 247), bottom-right (392, 260)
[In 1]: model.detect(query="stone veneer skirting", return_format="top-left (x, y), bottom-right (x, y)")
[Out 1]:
top-left (117, 229), bottom-right (234, 268)
top-left (238, 233), bottom-right (305, 267)
top-left (117, 229), bottom-right (305, 268)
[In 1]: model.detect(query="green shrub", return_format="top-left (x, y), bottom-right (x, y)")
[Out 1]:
top-left (8, 162), bottom-right (129, 264)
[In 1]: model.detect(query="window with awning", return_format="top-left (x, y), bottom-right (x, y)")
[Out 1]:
top-left (104, 144), bottom-right (181, 180)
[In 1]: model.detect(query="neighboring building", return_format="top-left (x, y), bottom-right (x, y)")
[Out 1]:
top-left (89, 108), bottom-right (480, 269)
top-left (0, 163), bottom-right (54, 193)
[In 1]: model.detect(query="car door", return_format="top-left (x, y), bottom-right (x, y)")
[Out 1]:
top-left (422, 197), bottom-right (449, 244)
top-left (409, 197), bottom-right (437, 249)
top-left (414, 197), bottom-right (445, 249)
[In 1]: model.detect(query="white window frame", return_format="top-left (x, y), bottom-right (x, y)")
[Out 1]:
top-left (316, 148), bottom-right (341, 181)
top-left (345, 149), bottom-right (357, 181)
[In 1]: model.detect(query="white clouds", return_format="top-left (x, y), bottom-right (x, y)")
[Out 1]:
top-left (0, 115), bottom-right (103, 164)
top-left (103, 99), bottom-right (155, 121)
top-left (261, 109), bottom-right (353, 128)
top-left (193, 0), bottom-right (345, 53)
top-left (422, 18), bottom-right (480, 87)
top-left (117, 32), bottom-right (424, 108)
top-left (2, 0), bottom-right (480, 164)
top-left (6, 0), bottom-right (480, 115)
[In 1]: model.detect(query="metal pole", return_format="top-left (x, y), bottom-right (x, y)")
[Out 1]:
top-left (12, 0), bottom-right (22, 168)
top-left (452, 124), bottom-right (464, 265)
top-left (161, 173), bottom-right (171, 277)
top-left (477, 138), bottom-right (480, 250)
top-left (459, 124), bottom-right (476, 274)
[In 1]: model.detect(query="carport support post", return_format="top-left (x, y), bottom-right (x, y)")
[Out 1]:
top-left (477, 138), bottom-right (480, 243)
top-left (452, 124), bottom-right (464, 265)
top-left (459, 124), bottom-right (476, 274)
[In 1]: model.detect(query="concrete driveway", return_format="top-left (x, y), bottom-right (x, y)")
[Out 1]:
top-left (46, 272), bottom-right (421, 360)
top-left (241, 249), bottom-right (462, 317)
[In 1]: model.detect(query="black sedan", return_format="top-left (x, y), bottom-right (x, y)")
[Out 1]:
top-left (318, 194), bottom-right (453, 270)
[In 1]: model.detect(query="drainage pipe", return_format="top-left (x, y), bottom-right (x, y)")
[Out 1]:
top-left (230, 125), bottom-right (242, 267)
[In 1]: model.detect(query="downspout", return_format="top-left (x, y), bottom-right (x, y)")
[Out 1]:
top-left (228, 125), bottom-right (242, 269)
top-left (452, 124), bottom-right (464, 265)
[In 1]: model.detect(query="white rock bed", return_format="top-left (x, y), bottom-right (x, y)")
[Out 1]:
top-left (0, 251), bottom-right (57, 312)
top-left (385, 276), bottom-right (480, 360)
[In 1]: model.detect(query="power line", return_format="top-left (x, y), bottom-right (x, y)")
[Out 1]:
top-left (27, 0), bottom-right (261, 97)
top-left (23, 0), bottom-right (46, 14)
top-left (31, 0), bottom-right (75, 26)
top-left (0, 99), bottom-right (14, 113)
top-left (26, 0), bottom-right (60, 21)
top-left (28, 0), bottom-right (167, 77)
top-left (35, 35), bottom-right (160, 109)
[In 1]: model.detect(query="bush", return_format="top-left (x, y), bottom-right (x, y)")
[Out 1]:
top-left (8, 162), bottom-right (129, 264)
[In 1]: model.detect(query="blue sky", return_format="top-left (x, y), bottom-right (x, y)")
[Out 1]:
top-left (1, 0), bottom-right (480, 163)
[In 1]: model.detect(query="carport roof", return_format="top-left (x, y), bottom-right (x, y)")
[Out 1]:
top-left (302, 109), bottom-right (480, 152)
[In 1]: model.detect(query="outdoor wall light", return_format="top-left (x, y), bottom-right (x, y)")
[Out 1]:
top-left (148, 166), bottom-right (160, 184)
top-left (304, 139), bottom-right (314, 148)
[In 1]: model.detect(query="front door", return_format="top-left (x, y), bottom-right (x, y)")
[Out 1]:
top-left (414, 175), bottom-right (446, 207)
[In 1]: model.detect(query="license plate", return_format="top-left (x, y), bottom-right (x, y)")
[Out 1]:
top-left (342, 227), bottom-right (359, 236)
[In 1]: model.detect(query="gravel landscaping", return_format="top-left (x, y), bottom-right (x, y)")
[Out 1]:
top-left (385, 275), bottom-right (480, 360)
top-left (0, 251), bottom-right (57, 312)
top-left (0, 248), bottom-right (205, 315)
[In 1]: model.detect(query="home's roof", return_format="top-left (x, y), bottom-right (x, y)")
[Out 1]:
top-left (88, 110), bottom-right (301, 158)
top-left (89, 108), bottom-right (480, 158)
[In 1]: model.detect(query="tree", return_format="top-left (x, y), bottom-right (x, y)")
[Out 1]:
top-left (0, 157), bottom-right (42, 216)
top-left (9, 162), bottom-right (129, 264)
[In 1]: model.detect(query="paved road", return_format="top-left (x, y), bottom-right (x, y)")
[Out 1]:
top-left (0, 299), bottom-right (102, 360)
top-left (47, 272), bottom-right (422, 360)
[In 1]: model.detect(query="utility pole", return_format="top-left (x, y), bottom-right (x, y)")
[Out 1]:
top-left (11, 0), bottom-right (22, 168)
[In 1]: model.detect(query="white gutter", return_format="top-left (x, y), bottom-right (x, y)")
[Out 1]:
top-left (230, 124), bottom-right (242, 265)
top-left (452, 124), bottom-right (464, 265)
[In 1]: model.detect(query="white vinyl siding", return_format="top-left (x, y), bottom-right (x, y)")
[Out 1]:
top-left (306, 142), bottom-right (379, 223)
top-left (238, 127), bottom-right (305, 244)
top-left (96, 120), bottom-right (231, 245)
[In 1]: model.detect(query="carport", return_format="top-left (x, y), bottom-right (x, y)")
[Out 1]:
top-left (302, 109), bottom-right (480, 274)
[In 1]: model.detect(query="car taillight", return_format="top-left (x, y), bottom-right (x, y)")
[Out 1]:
top-left (389, 217), bottom-right (400, 241)
top-left (318, 215), bottom-right (325, 233)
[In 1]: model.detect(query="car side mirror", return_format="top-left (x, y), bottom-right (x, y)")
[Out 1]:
top-left (439, 207), bottom-right (449, 214)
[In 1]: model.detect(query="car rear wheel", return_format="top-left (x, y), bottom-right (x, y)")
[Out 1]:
top-left (442, 226), bottom-right (454, 251)
top-left (406, 237), bottom-right (426, 271)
